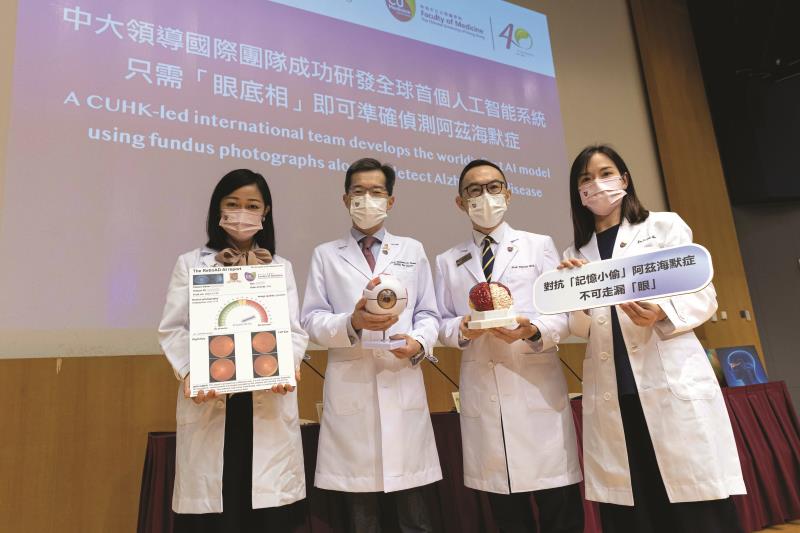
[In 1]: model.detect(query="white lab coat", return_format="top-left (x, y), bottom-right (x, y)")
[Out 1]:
top-left (434, 223), bottom-right (582, 494)
top-left (158, 247), bottom-right (309, 514)
top-left (301, 230), bottom-right (442, 493)
top-left (564, 212), bottom-right (746, 505)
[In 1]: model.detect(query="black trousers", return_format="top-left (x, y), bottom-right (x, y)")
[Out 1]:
top-left (486, 483), bottom-right (584, 533)
top-left (599, 394), bottom-right (744, 533)
top-left (343, 486), bottom-right (434, 533)
top-left (173, 392), bottom-right (306, 533)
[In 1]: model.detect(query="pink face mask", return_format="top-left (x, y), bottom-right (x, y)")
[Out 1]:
top-left (579, 176), bottom-right (627, 216)
top-left (219, 209), bottom-right (263, 241)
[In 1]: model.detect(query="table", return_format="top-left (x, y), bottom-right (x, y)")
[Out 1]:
top-left (138, 382), bottom-right (800, 532)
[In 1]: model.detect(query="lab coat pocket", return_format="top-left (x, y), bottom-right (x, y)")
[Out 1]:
top-left (252, 390), bottom-right (282, 421)
top-left (656, 336), bottom-right (718, 401)
top-left (520, 353), bottom-right (568, 412)
top-left (329, 394), bottom-right (365, 416)
top-left (399, 365), bottom-right (427, 411)
top-left (326, 359), bottom-right (367, 415)
top-left (279, 393), bottom-right (300, 424)
top-left (330, 350), bottom-right (365, 363)
top-left (391, 267), bottom-right (416, 282)
top-left (175, 386), bottom-right (208, 426)
top-left (506, 264), bottom-right (539, 280)
top-left (391, 269), bottom-right (417, 303)
top-left (459, 360), bottom-right (481, 418)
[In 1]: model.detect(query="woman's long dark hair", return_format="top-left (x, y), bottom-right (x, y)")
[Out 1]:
top-left (569, 145), bottom-right (649, 249)
top-left (206, 169), bottom-right (275, 254)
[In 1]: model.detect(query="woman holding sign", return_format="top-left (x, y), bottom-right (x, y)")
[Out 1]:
top-left (559, 145), bottom-right (745, 532)
top-left (158, 169), bottom-right (308, 532)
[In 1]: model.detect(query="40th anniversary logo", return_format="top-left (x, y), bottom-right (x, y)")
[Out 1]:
top-left (498, 23), bottom-right (533, 50)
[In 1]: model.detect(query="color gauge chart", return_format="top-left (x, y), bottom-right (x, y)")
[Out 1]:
top-left (216, 299), bottom-right (269, 327)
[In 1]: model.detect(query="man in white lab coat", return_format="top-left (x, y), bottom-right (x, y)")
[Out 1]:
top-left (434, 160), bottom-right (583, 533)
top-left (301, 157), bottom-right (442, 533)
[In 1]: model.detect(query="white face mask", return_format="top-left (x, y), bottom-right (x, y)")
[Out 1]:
top-left (349, 193), bottom-right (388, 229)
top-left (219, 209), bottom-right (263, 241)
top-left (467, 192), bottom-right (508, 228)
top-left (579, 176), bottom-right (627, 216)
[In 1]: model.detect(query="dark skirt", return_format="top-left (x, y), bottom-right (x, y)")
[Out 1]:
top-left (173, 392), bottom-right (306, 533)
top-left (599, 393), bottom-right (743, 533)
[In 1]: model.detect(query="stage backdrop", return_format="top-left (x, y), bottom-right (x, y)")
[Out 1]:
top-left (0, 0), bottom-right (666, 357)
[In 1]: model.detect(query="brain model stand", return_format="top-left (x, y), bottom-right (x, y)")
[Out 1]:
top-left (467, 281), bottom-right (518, 329)
top-left (361, 274), bottom-right (408, 350)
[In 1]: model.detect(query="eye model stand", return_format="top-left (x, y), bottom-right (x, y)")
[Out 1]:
top-left (362, 333), bottom-right (407, 350)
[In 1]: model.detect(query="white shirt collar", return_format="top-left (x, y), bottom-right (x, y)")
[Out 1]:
top-left (472, 221), bottom-right (508, 247)
top-left (351, 226), bottom-right (386, 244)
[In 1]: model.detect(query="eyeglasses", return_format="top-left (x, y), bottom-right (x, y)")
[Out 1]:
top-left (461, 180), bottom-right (506, 198)
top-left (348, 186), bottom-right (389, 197)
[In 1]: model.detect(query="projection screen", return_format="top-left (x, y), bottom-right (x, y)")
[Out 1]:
top-left (0, 0), bottom-right (571, 356)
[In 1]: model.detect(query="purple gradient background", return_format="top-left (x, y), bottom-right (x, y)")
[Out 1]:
top-left (1, 0), bottom-right (569, 335)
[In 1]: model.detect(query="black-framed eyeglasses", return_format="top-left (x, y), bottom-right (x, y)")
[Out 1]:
top-left (348, 186), bottom-right (389, 197)
top-left (461, 180), bottom-right (506, 199)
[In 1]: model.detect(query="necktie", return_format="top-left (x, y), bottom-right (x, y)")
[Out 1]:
top-left (482, 236), bottom-right (494, 282)
top-left (361, 235), bottom-right (377, 272)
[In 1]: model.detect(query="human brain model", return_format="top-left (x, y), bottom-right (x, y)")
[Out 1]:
top-left (467, 282), bottom-right (517, 329)
top-left (469, 282), bottom-right (514, 312)
top-left (363, 274), bottom-right (408, 316)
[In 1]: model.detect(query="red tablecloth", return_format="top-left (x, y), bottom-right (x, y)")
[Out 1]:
top-left (138, 382), bottom-right (800, 533)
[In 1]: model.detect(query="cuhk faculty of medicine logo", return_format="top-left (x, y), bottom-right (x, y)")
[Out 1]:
top-left (386, 0), bottom-right (415, 22)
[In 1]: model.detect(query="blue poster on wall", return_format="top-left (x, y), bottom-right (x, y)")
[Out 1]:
top-left (717, 346), bottom-right (768, 387)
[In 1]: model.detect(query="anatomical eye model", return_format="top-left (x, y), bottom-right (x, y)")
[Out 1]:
top-left (363, 274), bottom-right (408, 316)
top-left (377, 288), bottom-right (398, 310)
top-left (360, 274), bottom-right (409, 350)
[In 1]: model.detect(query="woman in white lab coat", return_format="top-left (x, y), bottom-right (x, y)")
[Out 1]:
top-left (559, 145), bottom-right (745, 533)
top-left (158, 169), bottom-right (309, 533)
